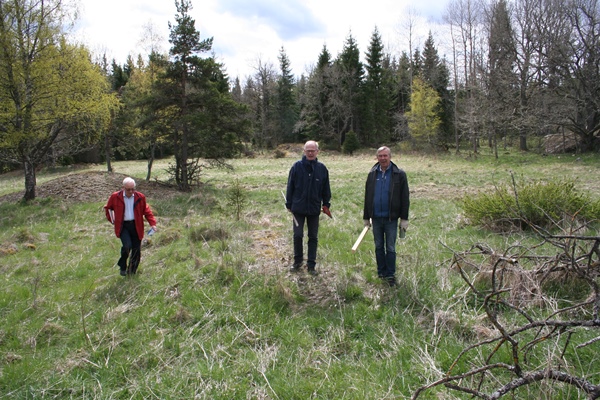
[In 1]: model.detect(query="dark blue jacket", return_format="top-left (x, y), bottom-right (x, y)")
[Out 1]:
top-left (286, 156), bottom-right (331, 216)
top-left (363, 161), bottom-right (409, 221)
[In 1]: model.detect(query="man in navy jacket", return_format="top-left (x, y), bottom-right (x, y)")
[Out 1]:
top-left (286, 140), bottom-right (331, 275)
top-left (363, 146), bottom-right (410, 286)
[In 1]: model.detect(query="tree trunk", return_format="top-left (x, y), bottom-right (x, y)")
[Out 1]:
top-left (493, 130), bottom-right (498, 159)
top-left (519, 129), bottom-right (528, 151)
top-left (23, 158), bottom-right (36, 201)
top-left (181, 126), bottom-right (189, 191)
top-left (146, 141), bottom-right (156, 181)
top-left (105, 131), bottom-right (112, 172)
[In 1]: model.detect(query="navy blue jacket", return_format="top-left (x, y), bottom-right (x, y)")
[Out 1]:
top-left (286, 156), bottom-right (331, 216)
top-left (363, 161), bottom-right (409, 221)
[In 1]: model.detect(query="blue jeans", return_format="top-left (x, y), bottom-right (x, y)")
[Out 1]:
top-left (372, 217), bottom-right (398, 278)
top-left (293, 213), bottom-right (319, 268)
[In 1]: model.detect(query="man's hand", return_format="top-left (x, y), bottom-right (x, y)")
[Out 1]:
top-left (363, 219), bottom-right (371, 228)
top-left (400, 220), bottom-right (409, 230)
top-left (322, 206), bottom-right (332, 218)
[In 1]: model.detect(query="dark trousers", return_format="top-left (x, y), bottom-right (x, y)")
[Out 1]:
top-left (372, 217), bottom-right (398, 278)
top-left (118, 221), bottom-right (141, 274)
top-left (293, 213), bottom-right (319, 268)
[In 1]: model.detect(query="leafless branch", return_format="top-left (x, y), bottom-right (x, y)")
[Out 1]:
top-left (416, 231), bottom-right (600, 399)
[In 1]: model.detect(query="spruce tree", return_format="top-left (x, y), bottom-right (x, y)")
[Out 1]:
top-left (276, 47), bottom-right (298, 143)
top-left (421, 32), bottom-right (453, 146)
top-left (363, 26), bottom-right (394, 145)
top-left (297, 44), bottom-right (334, 143)
top-left (487, 0), bottom-right (517, 155)
top-left (333, 32), bottom-right (364, 147)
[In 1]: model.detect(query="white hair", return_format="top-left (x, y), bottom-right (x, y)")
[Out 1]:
top-left (123, 177), bottom-right (136, 187)
top-left (304, 140), bottom-right (319, 150)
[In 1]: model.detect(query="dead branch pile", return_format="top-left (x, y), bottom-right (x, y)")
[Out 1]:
top-left (543, 132), bottom-right (580, 154)
top-left (414, 232), bottom-right (600, 399)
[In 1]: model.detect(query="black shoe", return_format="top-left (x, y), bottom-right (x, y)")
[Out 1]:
top-left (120, 269), bottom-right (127, 276)
top-left (307, 267), bottom-right (318, 276)
top-left (290, 263), bottom-right (302, 272)
top-left (386, 276), bottom-right (396, 287)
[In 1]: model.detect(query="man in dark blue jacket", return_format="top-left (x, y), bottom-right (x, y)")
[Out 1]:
top-left (286, 140), bottom-right (332, 275)
top-left (363, 146), bottom-right (410, 286)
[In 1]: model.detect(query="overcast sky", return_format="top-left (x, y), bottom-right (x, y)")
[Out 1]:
top-left (72, 0), bottom-right (450, 80)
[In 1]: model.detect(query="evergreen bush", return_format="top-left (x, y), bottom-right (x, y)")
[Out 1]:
top-left (342, 131), bottom-right (360, 155)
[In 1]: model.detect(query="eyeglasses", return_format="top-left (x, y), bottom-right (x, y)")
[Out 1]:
top-left (305, 149), bottom-right (317, 153)
top-left (124, 187), bottom-right (135, 192)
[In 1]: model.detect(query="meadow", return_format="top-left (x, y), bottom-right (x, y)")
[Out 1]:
top-left (0, 148), bottom-right (599, 399)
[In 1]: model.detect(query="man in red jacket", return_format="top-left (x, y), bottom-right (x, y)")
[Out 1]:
top-left (104, 177), bottom-right (157, 276)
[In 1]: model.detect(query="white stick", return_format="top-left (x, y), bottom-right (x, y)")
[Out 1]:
top-left (281, 191), bottom-right (299, 227)
top-left (109, 209), bottom-right (115, 224)
top-left (351, 226), bottom-right (370, 252)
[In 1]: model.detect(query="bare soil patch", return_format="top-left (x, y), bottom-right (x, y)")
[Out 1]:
top-left (0, 171), bottom-right (180, 204)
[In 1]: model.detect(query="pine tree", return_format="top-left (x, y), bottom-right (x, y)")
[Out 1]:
top-left (151, 0), bottom-right (247, 190)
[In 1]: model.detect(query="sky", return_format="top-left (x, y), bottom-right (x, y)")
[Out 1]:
top-left (72, 0), bottom-right (450, 81)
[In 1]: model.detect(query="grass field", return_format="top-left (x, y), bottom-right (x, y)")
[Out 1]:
top-left (0, 148), bottom-right (599, 399)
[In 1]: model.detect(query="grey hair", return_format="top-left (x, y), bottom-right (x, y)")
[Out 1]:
top-left (123, 177), bottom-right (136, 188)
top-left (376, 146), bottom-right (391, 157)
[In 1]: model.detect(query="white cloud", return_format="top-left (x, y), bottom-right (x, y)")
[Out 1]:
top-left (72, 0), bottom-right (449, 80)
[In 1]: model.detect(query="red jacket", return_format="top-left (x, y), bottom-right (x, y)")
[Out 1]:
top-left (104, 190), bottom-right (157, 239)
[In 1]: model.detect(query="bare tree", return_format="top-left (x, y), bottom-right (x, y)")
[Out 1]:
top-left (397, 6), bottom-right (423, 88)
top-left (556, 0), bottom-right (600, 152)
top-left (138, 20), bottom-right (166, 58)
top-left (253, 58), bottom-right (278, 148)
top-left (444, 0), bottom-right (487, 154)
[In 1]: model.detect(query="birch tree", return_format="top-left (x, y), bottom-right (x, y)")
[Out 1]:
top-left (0, 0), bottom-right (117, 200)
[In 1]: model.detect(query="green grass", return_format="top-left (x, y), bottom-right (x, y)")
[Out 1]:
top-left (0, 149), bottom-right (599, 399)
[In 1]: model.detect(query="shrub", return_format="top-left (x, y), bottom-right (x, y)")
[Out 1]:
top-left (342, 131), bottom-right (360, 155)
top-left (189, 225), bottom-right (229, 242)
top-left (461, 178), bottom-right (600, 231)
top-left (226, 179), bottom-right (248, 221)
top-left (273, 149), bottom-right (286, 158)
